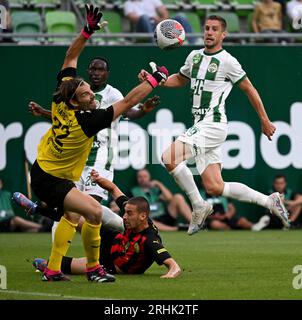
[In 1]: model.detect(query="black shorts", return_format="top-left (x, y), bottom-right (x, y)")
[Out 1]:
top-left (208, 216), bottom-right (240, 230)
top-left (99, 227), bottom-right (118, 273)
top-left (153, 212), bottom-right (177, 226)
top-left (30, 161), bottom-right (75, 214)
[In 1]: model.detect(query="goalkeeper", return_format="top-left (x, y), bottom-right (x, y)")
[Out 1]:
top-left (13, 4), bottom-right (169, 282)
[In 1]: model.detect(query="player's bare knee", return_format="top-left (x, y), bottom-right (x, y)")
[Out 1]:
top-left (162, 153), bottom-right (177, 172)
top-left (89, 205), bottom-right (102, 224)
top-left (161, 150), bottom-right (170, 166)
top-left (84, 200), bottom-right (102, 224)
top-left (205, 184), bottom-right (223, 196)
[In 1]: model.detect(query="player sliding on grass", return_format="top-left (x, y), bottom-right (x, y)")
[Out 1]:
top-left (13, 4), bottom-right (169, 282)
top-left (139, 15), bottom-right (290, 235)
top-left (33, 170), bottom-right (181, 279)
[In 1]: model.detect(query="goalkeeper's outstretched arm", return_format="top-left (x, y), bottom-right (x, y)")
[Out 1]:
top-left (62, 4), bottom-right (105, 70)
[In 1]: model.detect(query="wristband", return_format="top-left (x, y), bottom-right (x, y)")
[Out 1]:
top-left (146, 75), bottom-right (159, 88)
top-left (81, 29), bottom-right (91, 39)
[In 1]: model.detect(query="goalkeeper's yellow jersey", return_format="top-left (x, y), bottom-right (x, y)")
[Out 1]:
top-left (37, 68), bottom-right (114, 181)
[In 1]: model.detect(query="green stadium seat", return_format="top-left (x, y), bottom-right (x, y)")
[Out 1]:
top-left (94, 10), bottom-right (123, 44)
top-left (192, 0), bottom-right (220, 18)
top-left (230, 0), bottom-right (255, 18)
top-left (231, 0), bottom-right (255, 4)
top-left (11, 11), bottom-right (42, 43)
top-left (208, 11), bottom-right (240, 32)
top-left (247, 11), bottom-right (254, 32)
top-left (45, 11), bottom-right (77, 44)
top-left (193, 0), bottom-right (220, 4)
top-left (102, 11), bottom-right (122, 33)
top-left (162, 0), bottom-right (178, 4)
top-left (168, 11), bottom-right (201, 32)
top-left (185, 12), bottom-right (202, 33)
top-left (9, 0), bottom-right (21, 6)
top-left (15, 0), bottom-right (60, 6)
top-left (32, 0), bottom-right (60, 4)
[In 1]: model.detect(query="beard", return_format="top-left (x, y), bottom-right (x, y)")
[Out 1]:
top-left (78, 100), bottom-right (97, 111)
top-left (204, 40), bottom-right (217, 49)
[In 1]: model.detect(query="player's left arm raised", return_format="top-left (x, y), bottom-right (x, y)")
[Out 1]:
top-left (239, 77), bottom-right (276, 141)
top-left (61, 4), bottom-right (105, 70)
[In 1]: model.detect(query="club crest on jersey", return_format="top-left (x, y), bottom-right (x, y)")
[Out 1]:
top-left (207, 63), bottom-right (218, 73)
top-left (193, 54), bottom-right (202, 65)
top-left (134, 243), bottom-right (140, 253)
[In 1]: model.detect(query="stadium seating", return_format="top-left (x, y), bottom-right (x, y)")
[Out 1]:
top-left (247, 11), bottom-right (254, 32)
top-left (94, 10), bottom-right (123, 44)
top-left (162, 0), bottom-right (178, 3)
top-left (231, 0), bottom-right (255, 5)
top-left (102, 11), bottom-right (122, 33)
top-left (6, 0), bottom-right (297, 45)
top-left (11, 11), bottom-right (42, 43)
top-left (208, 11), bottom-right (240, 32)
top-left (12, 0), bottom-right (60, 6)
top-left (230, 0), bottom-right (255, 18)
top-left (193, 0), bottom-right (221, 5)
top-left (45, 11), bottom-right (77, 43)
top-left (185, 12), bottom-right (202, 33)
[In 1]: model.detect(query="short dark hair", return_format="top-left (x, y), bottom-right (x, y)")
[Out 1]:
top-left (127, 196), bottom-right (150, 215)
top-left (88, 57), bottom-right (110, 71)
top-left (274, 174), bottom-right (286, 181)
top-left (206, 15), bottom-right (227, 31)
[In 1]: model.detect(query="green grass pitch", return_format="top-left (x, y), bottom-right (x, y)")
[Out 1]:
top-left (0, 231), bottom-right (302, 300)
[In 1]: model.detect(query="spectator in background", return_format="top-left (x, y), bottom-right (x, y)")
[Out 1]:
top-left (199, 188), bottom-right (270, 231)
top-left (285, 194), bottom-right (302, 226)
top-left (0, 0), bottom-right (14, 43)
top-left (268, 175), bottom-right (302, 228)
top-left (124, 0), bottom-right (196, 44)
top-left (287, 0), bottom-right (302, 29)
top-left (252, 0), bottom-right (284, 42)
top-left (130, 169), bottom-right (191, 231)
top-left (0, 178), bottom-right (46, 232)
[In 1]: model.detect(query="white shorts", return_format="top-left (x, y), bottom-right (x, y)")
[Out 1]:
top-left (177, 122), bottom-right (228, 174)
top-left (75, 165), bottom-right (114, 200)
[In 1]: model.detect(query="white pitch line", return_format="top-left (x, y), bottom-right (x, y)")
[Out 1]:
top-left (0, 290), bottom-right (113, 300)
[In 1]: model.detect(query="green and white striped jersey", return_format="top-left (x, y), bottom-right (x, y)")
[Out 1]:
top-left (179, 48), bottom-right (246, 124)
top-left (86, 84), bottom-right (124, 170)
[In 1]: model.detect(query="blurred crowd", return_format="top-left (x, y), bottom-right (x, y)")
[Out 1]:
top-left (1, 0), bottom-right (302, 44)
top-left (3, 169), bottom-right (300, 233)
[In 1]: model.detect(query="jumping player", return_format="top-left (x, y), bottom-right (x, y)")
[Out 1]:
top-left (139, 15), bottom-right (290, 235)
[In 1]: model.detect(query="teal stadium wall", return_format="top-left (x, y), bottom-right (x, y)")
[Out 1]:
top-left (0, 46), bottom-right (302, 220)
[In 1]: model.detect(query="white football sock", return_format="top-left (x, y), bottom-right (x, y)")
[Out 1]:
top-left (170, 163), bottom-right (205, 211)
top-left (223, 182), bottom-right (272, 209)
top-left (101, 205), bottom-right (124, 233)
top-left (251, 215), bottom-right (270, 231)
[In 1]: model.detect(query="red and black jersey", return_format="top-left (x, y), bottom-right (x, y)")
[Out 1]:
top-left (100, 195), bottom-right (171, 274)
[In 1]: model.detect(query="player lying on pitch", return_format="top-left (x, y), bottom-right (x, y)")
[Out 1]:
top-left (33, 170), bottom-right (181, 279)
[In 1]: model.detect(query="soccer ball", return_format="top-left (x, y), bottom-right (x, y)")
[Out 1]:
top-left (154, 19), bottom-right (185, 50)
